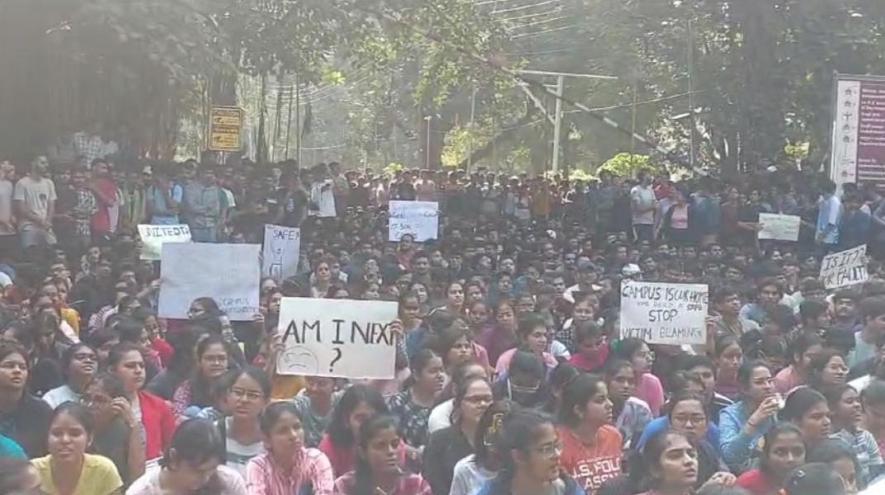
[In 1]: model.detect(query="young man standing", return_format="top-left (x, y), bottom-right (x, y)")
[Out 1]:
top-left (816, 179), bottom-right (842, 253)
top-left (13, 155), bottom-right (57, 250)
top-left (850, 297), bottom-right (885, 369)
top-left (630, 171), bottom-right (656, 242)
top-left (0, 160), bottom-right (16, 255)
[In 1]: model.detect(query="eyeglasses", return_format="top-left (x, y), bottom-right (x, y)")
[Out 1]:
top-left (533, 441), bottom-right (563, 458)
top-left (202, 355), bottom-right (228, 364)
top-left (671, 414), bottom-right (706, 426)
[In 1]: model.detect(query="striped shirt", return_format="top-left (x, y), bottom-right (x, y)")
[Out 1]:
top-left (833, 428), bottom-right (885, 484)
top-left (245, 448), bottom-right (334, 495)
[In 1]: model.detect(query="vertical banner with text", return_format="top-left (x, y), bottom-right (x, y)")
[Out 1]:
top-left (262, 224), bottom-right (300, 281)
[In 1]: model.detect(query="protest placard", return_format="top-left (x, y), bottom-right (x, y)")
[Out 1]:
top-left (389, 200), bottom-right (439, 242)
top-left (262, 225), bottom-right (300, 281)
top-left (158, 243), bottom-right (260, 321)
top-left (757, 213), bottom-right (801, 241)
top-left (619, 281), bottom-right (708, 345)
top-left (276, 297), bottom-right (399, 379)
top-left (137, 224), bottom-right (191, 261)
top-left (820, 245), bottom-right (868, 289)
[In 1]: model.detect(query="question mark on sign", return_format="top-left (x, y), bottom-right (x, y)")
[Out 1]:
top-left (329, 348), bottom-right (342, 372)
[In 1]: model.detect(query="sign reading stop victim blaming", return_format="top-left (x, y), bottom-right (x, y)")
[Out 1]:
top-left (619, 281), bottom-right (708, 345)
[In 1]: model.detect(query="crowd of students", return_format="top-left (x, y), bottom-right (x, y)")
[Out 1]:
top-left (0, 154), bottom-right (884, 495)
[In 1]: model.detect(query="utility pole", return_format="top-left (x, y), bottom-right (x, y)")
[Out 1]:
top-left (552, 75), bottom-right (564, 174)
top-left (424, 115), bottom-right (433, 169)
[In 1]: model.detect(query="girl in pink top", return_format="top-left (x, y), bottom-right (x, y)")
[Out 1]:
top-left (774, 332), bottom-right (823, 394)
top-left (494, 313), bottom-right (557, 377)
top-left (612, 338), bottom-right (664, 416)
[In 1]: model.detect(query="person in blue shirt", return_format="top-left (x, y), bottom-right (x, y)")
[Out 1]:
top-left (719, 360), bottom-right (781, 473)
top-left (0, 434), bottom-right (26, 459)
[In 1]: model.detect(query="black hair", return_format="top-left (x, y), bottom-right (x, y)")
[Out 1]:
top-left (604, 359), bottom-right (633, 381)
top-left (51, 402), bottom-right (95, 436)
top-left (425, 326), bottom-right (473, 366)
top-left (781, 387), bottom-right (827, 423)
top-left (474, 400), bottom-right (515, 468)
top-left (508, 350), bottom-right (545, 382)
top-left (633, 430), bottom-right (693, 492)
top-left (353, 415), bottom-right (400, 495)
top-left (88, 372), bottom-right (127, 399)
top-left (451, 376), bottom-right (492, 426)
top-left (784, 463), bottom-right (846, 495)
top-left (116, 317), bottom-right (146, 345)
top-left (861, 379), bottom-right (885, 406)
top-left (59, 343), bottom-right (96, 379)
top-left (669, 370), bottom-right (705, 396)
top-left (558, 373), bottom-right (606, 428)
top-left (799, 300), bottom-right (829, 325)
top-left (807, 349), bottom-right (846, 391)
top-left (488, 409), bottom-right (558, 495)
top-left (327, 384), bottom-right (388, 447)
top-left (227, 366), bottom-right (272, 399)
top-left (760, 423), bottom-right (805, 475)
top-left (787, 331), bottom-right (823, 365)
top-left (675, 354), bottom-right (716, 375)
top-left (516, 313), bottom-right (546, 340)
top-left (107, 342), bottom-right (144, 370)
top-left (737, 359), bottom-right (770, 388)
top-left (807, 439), bottom-right (863, 489)
top-left (259, 401), bottom-right (301, 436)
top-left (714, 334), bottom-right (741, 358)
top-left (160, 419), bottom-right (225, 477)
top-left (573, 320), bottom-right (604, 345)
top-left (611, 337), bottom-right (647, 361)
top-left (767, 304), bottom-right (796, 332)
top-left (664, 390), bottom-right (707, 420)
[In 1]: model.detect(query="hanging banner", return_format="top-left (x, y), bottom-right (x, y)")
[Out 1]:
top-left (276, 297), bottom-right (398, 379)
top-left (820, 245), bottom-right (868, 289)
top-left (620, 281), bottom-right (708, 345)
top-left (158, 243), bottom-right (260, 321)
top-left (262, 225), bottom-right (300, 281)
top-left (831, 75), bottom-right (885, 189)
top-left (757, 214), bottom-right (801, 241)
top-left (388, 200), bottom-right (439, 242)
top-left (137, 224), bottom-right (191, 261)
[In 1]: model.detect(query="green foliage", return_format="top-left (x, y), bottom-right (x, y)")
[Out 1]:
top-left (597, 153), bottom-right (661, 178)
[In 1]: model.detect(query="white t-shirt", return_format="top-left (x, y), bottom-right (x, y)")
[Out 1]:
top-left (0, 180), bottom-right (13, 236)
top-left (13, 176), bottom-right (56, 228)
top-left (126, 464), bottom-right (247, 495)
top-left (630, 184), bottom-right (655, 225)
top-left (223, 417), bottom-right (265, 478)
top-left (310, 180), bottom-right (336, 218)
top-left (450, 454), bottom-right (496, 495)
top-left (428, 399), bottom-right (454, 434)
top-left (42, 384), bottom-right (80, 409)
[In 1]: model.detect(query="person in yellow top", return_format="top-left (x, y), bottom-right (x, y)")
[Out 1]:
top-left (31, 402), bottom-right (123, 495)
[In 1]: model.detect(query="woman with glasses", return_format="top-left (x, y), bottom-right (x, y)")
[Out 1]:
top-left (171, 334), bottom-right (231, 419)
top-left (42, 343), bottom-right (97, 408)
top-left (611, 337), bottom-right (664, 416)
top-left (477, 409), bottom-right (584, 495)
top-left (666, 391), bottom-right (729, 488)
top-left (557, 373), bottom-right (622, 493)
top-left (83, 372), bottom-right (145, 485)
top-left (422, 375), bottom-right (494, 495)
top-left (450, 400), bottom-right (514, 495)
top-left (216, 367), bottom-right (271, 477)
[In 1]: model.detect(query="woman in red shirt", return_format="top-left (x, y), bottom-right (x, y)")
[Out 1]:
top-left (108, 343), bottom-right (175, 461)
top-left (556, 373), bottom-right (623, 494)
top-left (736, 423), bottom-right (806, 495)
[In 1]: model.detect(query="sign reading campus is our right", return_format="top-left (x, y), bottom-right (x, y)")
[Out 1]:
top-left (620, 281), bottom-right (708, 345)
top-left (276, 297), bottom-right (398, 379)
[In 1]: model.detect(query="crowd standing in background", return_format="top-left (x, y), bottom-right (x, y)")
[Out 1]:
top-left (0, 151), bottom-right (885, 495)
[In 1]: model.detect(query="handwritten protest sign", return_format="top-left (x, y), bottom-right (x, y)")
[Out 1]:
top-left (389, 200), bottom-right (439, 242)
top-left (262, 225), bottom-right (300, 281)
top-left (137, 224), bottom-right (191, 261)
top-left (820, 245), bottom-right (868, 289)
top-left (276, 297), bottom-right (398, 379)
top-left (758, 213), bottom-right (801, 241)
top-left (158, 243), bottom-right (260, 321)
top-left (620, 281), bottom-right (708, 345)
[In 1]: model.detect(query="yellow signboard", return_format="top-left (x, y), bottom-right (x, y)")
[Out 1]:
top-left (208, 106), bottom-right (243, 152)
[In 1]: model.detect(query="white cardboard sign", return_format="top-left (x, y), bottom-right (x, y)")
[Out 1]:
top-left (820, 245), bottom-right (868, 289)
top-left (158, 243), bottom-right (261, 321)
top-left (276, 297), bottom-right (398, 379)
top-left (262, 225), bottom-right (300, 281)
top-left (619, 281), bottom-right (708, 345)
top-left (757, 213), bottom-right (801, 241)
top-left (137, 224), bottom-right (191, 261)
top-left (388, 200), bottom-right (439, 242)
